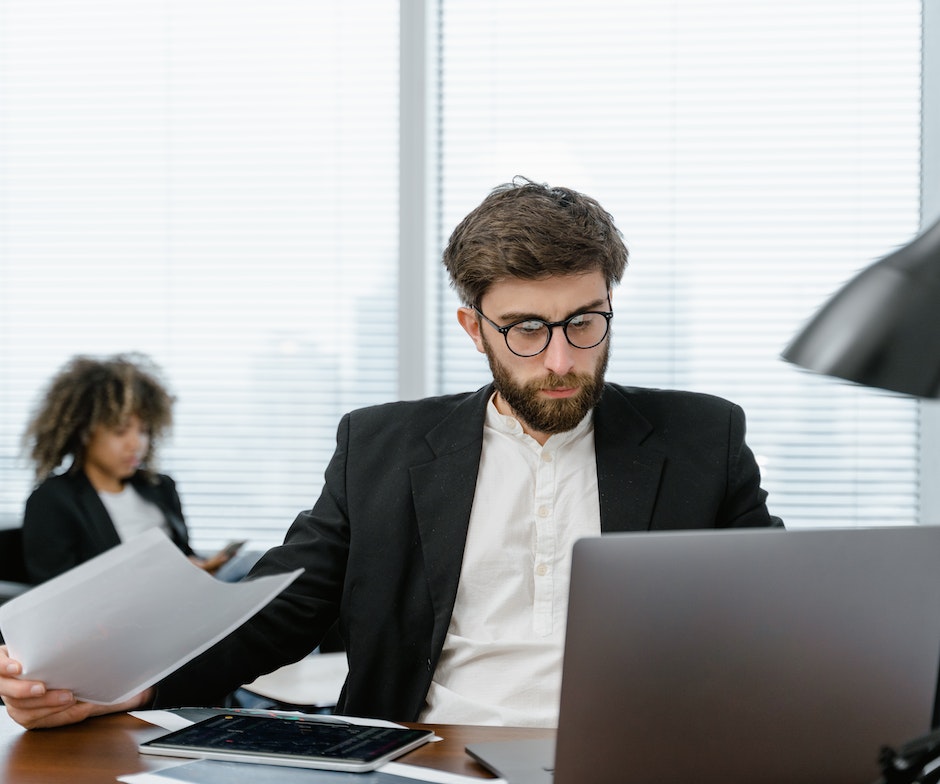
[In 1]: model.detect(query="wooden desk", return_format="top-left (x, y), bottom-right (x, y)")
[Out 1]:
top-left (0, 711), bottom-right (554, 782)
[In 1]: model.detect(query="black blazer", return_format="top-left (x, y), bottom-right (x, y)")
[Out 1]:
top-left (156, 383), bottom-right (781, 720)
top-left (22, 470), bottom-right (193, 585)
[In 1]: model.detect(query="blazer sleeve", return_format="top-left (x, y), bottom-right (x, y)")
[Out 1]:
top-left (718, 403), bottom-right (783, 528)
top-left (152, 415), bottom-right (354, 709)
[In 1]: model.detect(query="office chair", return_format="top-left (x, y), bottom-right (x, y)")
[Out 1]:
top-left (0, 526), bottom-right (31, 605)
top-left (0, 526), bottom-right (31, 646)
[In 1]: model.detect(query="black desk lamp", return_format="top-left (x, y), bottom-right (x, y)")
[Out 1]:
top-left (782, 215), bottom-right (940, 398)
top-left (783, 217), bottom-right (940, 784)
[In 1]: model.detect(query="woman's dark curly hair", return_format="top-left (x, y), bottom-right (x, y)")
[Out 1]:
top-left (22, 353), bottom-right (175, 482)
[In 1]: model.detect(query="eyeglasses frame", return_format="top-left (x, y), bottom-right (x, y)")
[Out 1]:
top-left (473, 297), bottom-right (614, 358)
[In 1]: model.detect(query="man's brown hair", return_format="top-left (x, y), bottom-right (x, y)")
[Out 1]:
top-left (442, 177), bottom-right (628, 307)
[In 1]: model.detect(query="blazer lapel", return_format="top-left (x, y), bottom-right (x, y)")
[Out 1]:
top-left (410, 385), bottom-right (491, 653)
top-left (72, 472), bottom-right (122, 550)
top-left (593, 385), bottom-right (665, 533)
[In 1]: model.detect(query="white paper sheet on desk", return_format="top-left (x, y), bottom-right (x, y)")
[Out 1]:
top-left (0, 528), bottom-right (301, 705)
top-left (119, 759), bottom-right (497, 784)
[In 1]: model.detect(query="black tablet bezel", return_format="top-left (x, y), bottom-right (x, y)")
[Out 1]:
top-left (139, 713), bottom-right (434, 772)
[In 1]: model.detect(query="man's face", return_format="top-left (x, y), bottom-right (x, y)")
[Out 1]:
top-left (457, 272), bottom-right (612, 443)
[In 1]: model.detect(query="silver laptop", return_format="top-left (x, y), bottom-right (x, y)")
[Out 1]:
top-left (467, 526), bottom-right (940, 784)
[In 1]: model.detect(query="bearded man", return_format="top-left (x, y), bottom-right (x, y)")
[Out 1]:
top-left (0, 179), bottom-right (781, 731)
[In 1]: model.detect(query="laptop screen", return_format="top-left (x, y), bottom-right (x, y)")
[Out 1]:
top-left (554, 526), bottom-right (940, 784)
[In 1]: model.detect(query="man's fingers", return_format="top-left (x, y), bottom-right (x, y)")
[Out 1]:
top-left (4, 688), bottom-right (73, 709)
top-left (7, 699), bottom-right (96, 730)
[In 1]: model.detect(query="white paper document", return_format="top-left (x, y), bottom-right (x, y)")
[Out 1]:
top-left (0, 529), bottom-right (301, 705)
top-left (131, 708), bottom-right (413, 733)
top-left (241, 651), bottom-right (348, 707)
top-left (118, 759), bottom-right (496, 784)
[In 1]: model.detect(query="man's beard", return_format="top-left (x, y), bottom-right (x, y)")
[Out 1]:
top-left (482, 333), bottom-right (609, 435)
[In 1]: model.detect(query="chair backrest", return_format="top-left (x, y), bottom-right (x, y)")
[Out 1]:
top-left (0, 527), bottom-right (30, 644)
top-left (0, 526), bottom-right (30, 589)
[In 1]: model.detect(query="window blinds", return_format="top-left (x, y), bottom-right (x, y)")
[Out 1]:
top-left (0, 1), bottom-right (399, 549)
top-left (435, 0), bottom-right (923, 528)
top-left (0, 1), bottom-right (926, 548)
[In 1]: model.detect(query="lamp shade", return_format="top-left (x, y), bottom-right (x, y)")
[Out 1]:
top-left (782, 216), bottom-right (940, 398)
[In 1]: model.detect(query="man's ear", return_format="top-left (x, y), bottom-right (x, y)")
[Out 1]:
top-left (456, 307), bottom-right (486, 354)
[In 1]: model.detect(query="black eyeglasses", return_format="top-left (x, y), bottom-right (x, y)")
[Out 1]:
top-left (474, 299), bottom-right (613, 358)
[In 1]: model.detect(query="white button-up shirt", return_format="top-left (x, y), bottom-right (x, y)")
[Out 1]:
top-left (420, 395), bottom-right (601, 727)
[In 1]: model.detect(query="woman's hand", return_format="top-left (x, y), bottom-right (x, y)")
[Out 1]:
top-left (189, 541), bottom-right (244, 575)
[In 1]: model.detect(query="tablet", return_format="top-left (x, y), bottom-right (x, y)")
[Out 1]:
top-left (139, 714), bottom-right (434, 772)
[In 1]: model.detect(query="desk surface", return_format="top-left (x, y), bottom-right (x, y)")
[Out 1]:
top-left (0, 711), bottom-right (554, 783)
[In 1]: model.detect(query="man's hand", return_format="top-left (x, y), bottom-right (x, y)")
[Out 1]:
top-left (0, 645), bottom-right (152, 729)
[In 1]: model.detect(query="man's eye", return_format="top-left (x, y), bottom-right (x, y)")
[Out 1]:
top-left (513, 320), bottom-right (547, 335)
top-left (567, 314), bottom-right (591, 330)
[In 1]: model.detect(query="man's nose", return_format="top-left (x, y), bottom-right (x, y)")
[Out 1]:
top-left (541, 328), bottom-right (576, 375)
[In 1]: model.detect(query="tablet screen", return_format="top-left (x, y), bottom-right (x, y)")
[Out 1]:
top-left (140, 714), bottom-right (433, 772)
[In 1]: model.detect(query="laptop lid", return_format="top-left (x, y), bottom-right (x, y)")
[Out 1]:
top-left (549, 526), bottom-right (940, 784)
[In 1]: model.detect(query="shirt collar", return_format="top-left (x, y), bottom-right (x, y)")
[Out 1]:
top-left (484, 392), bottom-right (594, 447)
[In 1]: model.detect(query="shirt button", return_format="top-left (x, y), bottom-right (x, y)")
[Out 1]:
top-left (541, 451), bottom-right (553, 463)
top-left (537, 505), bottom-right (550, 518)
top-left (536, 563), bottom-right (549, 576)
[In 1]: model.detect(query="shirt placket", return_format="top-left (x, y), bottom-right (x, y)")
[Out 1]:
top-left (532, 445), bottom-right (557, 636)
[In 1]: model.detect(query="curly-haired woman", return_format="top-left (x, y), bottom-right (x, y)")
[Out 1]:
top-left (20, 353), bottom-right (231, 584)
